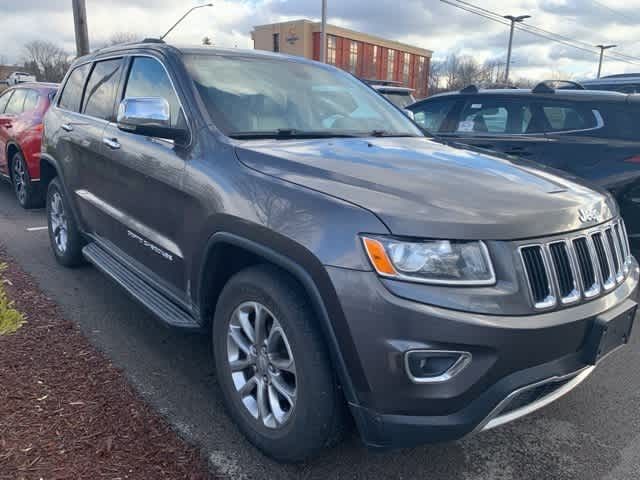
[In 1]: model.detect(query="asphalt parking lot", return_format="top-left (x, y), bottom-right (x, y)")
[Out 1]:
top-left (1, 181), bottom-right (640, 480)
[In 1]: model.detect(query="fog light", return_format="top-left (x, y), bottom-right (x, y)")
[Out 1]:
top-left (404, 350), bottom-right (472, 384)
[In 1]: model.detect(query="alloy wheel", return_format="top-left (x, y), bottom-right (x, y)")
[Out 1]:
top-left (50, 192), bottom-right (68, 254)
top-left (227, 301), bottom-right (297, 429)
top-left (12, 157), bottom-right (26, 204)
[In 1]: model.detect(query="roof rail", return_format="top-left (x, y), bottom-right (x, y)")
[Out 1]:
top-left (532, 80), bottom-right (585, 94)
top-left (460, 85), bottom-right (479, 93)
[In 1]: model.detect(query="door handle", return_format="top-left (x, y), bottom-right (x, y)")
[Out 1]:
top-left (61, 123), bottom-right (74, 132)
top-left (102, 137), bottom-right (121, 150)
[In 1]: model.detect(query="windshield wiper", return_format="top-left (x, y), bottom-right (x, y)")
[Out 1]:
top-left (368, 130), bottom-right (419, 138)
top-left (229, 129), bottom-right (363, 140)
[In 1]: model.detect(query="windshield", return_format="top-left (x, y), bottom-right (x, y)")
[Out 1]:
top-left (382, 91), bottom-right (416, 109)
top-left (184, 54), bottom-right (423, 138)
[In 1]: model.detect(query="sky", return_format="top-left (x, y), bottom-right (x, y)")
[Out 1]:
top-left (1, 0), bottom-right (640, 81)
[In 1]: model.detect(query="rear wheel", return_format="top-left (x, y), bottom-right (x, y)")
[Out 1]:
top-left (46, 178), bottom-right (84, 267)
top-left (11, 152), bottom-right (43, 209)
top-left (212, 265), bottom-right (347, 462)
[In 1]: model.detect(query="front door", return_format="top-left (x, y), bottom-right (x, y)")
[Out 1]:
top-left (97, 55), bottom-right (190, 295)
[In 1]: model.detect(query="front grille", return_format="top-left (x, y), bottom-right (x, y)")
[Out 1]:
top-left (520, 219), bottom-right (631, 309)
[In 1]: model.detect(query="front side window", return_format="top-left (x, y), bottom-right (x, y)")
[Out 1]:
top-left (541, 103), bottom-right (598, 132)
top-left (83, 59), bottom-right (123, 120)
top-left (4, 89), bottom-right (27, 115)
top-left (184, 54), bottom-right (422, 138)
top-left (59, 63), bottom-right (91, 112)
top-left (22, 90), bottom-right (40, 112)
top-left (411, 99), bottom-right (457, 132)
top-left (0, 90), bottom-right (13, 113)
top-left (124, 57), bottom-right (184, 129)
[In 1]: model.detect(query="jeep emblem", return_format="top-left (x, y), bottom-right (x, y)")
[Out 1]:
top-left (579, 208), bottom-right (600, 223)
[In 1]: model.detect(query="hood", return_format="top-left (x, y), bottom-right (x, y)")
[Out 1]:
top-left (234, 137), bottom-right (617, 240)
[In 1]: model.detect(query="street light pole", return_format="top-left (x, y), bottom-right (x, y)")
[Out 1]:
top-left (503, 14), bottom-right (530, 84)
top-left (72, 0), bottom-right (90, 56)
top-left (596, 44), bottom-right (616, 78)
top-left (160, 3), bottom-right (214, 41)
top-left (320, 0), bottom-right (327, 63)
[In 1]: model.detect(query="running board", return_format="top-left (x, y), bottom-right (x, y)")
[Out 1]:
top-left (82, 243), bottom-right (201, 330)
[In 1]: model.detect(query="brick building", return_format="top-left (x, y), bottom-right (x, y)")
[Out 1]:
top-left (251, 20), bottom-right (432, 98)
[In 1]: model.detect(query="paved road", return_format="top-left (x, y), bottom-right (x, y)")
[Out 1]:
top-left (1, 181), bottom-right (640, 480)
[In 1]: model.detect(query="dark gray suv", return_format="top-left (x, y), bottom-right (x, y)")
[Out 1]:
top-left (41, 41), bottom-right (639, 462)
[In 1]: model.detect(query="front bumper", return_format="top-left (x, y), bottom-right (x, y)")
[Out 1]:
top-left (326, 258), bottom-right (639, 449)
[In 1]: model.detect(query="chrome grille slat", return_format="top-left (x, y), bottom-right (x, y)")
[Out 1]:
top-left (520, 219), bottom-right (631, 310)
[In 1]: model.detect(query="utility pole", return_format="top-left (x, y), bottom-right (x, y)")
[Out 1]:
top-left (320, 0), bottom-right (327, 63)
top-left (160, 3), bottom-right (213, 41)
top-left (72, 0), bottom-right (90, 57)
top-left (596, 44), bottom-right (616, 78)
top-left (503, 14), bottom-right (530, 84)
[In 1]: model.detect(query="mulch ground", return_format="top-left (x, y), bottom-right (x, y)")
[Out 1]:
top-left (0, 248), bottom-right (215, 480)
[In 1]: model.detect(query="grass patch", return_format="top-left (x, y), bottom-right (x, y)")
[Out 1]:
top-left (0, 263), bottom-right (25, 335)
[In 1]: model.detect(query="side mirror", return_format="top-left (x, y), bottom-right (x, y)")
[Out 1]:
top-left (117, 97), bottom-right (187, 142)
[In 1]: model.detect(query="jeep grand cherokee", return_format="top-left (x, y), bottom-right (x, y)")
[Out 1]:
top-left (40, 41), bottom-right (639, 462)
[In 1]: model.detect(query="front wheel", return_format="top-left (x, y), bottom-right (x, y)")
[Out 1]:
top-left (46, 178), bottom-right (84, 267)
top-left (213, 265), bottom-right (347, 462)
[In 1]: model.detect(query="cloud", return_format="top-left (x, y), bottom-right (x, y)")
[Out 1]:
top-left (1, 0), bottom-right (639, 80)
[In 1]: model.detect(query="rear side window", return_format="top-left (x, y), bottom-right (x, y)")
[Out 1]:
top-left (411, 99), bottom-right (456, 132)
top-left (59, 63), bottom-right (91, 112)
top-left (541, 104), bottom-right (598, 132)
top-left (124, 57), bottom-right (184, 129)
top-left (455, 99), bottom-right (539, 134)
top-left (22, 90), bottom-right (40, 112)
top-left (0, 90), bottom-right (13, 113)
top-left (83, 59), bottom-right (123, 121)
top-left (4, 89), bottom-right (27, 115)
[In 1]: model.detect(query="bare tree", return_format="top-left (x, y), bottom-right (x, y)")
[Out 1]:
top-left (22, 40), bottom-right (71, 82)
top-left (104, 32), bottom-right (142, 47)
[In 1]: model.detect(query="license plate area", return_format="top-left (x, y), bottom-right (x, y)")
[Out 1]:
top-left (584, 302), bottom-right (637, 365)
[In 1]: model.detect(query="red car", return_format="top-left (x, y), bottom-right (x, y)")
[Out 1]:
top-left (0, 83), bottom-right (58, 208)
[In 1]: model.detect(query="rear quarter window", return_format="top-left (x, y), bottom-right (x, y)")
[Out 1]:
top-left (541, 103), bottom-right (598, 132)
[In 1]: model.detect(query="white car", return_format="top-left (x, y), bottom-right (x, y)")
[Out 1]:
top-left (6, 71), bottom-right (36, 86)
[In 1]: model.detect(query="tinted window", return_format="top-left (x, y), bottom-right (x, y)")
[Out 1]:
top-left (412, 99), bottom-right (456, 132)
top-left (541, 104), bottom-right (597, 132)
top-left (83, 59), bottom-right (122, 120)
top-left (4, 89), bottom-right (27, 115)
top-left (124, 57), bottom-right (183, 129)
top-left (383, 92), bottom-right (415, 109)
top-left (0, 90), bottom-right (13, 113)
top-left (59, 63), bottom-right (91, 112)
top-left (22, 90), bottom-right (40, 112)
top-left (456, 99), bottom-right (539, 134)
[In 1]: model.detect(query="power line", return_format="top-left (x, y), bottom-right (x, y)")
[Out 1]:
top-left (440, 0), bottom-right (640, 67)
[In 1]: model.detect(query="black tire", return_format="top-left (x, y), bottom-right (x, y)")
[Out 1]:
top-left (46, 177), bottom-right (85, 267)
top-left (212, 264), bottom-right (347, 462)
top-left (11, 151), bottom-right (44, 209)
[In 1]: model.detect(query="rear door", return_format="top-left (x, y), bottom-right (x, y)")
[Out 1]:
top-left (0, 89), bottom-right (15, 176)
top-left (99, 55), bottom-right (189, 293)
top-left (439, 95), bottom-right (553, 164)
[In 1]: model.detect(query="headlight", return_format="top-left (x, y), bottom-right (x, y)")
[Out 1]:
top-left (362, 236), bottom-right (495, 285)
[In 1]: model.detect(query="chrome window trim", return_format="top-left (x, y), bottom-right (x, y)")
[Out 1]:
top-left (54, 53), bottom-right (193, 148)
top-left (404, 350), bottom-right (472, 384)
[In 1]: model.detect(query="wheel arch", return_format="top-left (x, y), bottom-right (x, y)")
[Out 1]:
top-left (6, 141), bottom-right (22, 180)
top-left (198, 231), bottom-right (366, 409)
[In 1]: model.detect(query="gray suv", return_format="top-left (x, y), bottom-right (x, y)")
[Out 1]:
top-left (41, 41), bottom-right (638, 462)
